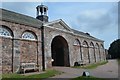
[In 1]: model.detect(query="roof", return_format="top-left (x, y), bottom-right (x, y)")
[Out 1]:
top-left (72, 29), bottom-right (103, 42)
top-left (0, 8), bottom-right (103, 42)
top-left (0, 8), bottom-right (43, 28)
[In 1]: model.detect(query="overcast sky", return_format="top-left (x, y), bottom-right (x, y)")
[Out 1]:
top-left (1, 2), bottom-right (119, 49)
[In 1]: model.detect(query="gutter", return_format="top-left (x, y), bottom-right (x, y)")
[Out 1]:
top-left (41, 24), bottom-right (45, 71)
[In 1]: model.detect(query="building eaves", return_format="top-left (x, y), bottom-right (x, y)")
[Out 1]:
top-left (72, 29), bottom-right (104, 42)
top-left (0, 8), bottom-right (43, 28)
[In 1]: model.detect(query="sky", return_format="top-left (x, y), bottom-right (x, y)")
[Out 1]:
top-left (0, 1), bottom-right (119, 49)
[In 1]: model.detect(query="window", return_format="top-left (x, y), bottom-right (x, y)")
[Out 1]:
top-left (100, 44), bottom-right (104, 49)
top-left (83, 41), bottom-right (88, 47)
top-left (74, 39), bottom-right (80, 46)
top-left (90, 42), bottom-right (94, 47)
top-left (0, 27), bottom-right (12, 37)
top-left (95, 43), bottom-right (99, 48)
top-left (22, 32), bottom-right (36, 40)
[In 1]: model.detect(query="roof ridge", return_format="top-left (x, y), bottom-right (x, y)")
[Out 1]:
top-left (1, 8), bottom-right (43, 28)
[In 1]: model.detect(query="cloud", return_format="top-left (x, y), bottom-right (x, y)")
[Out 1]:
top-left (69, 3), bottom-right (118, 48)
top-left (1, 2), bottom-right (118, 49)
top-left (118, 2), bottom-right (120, 39)
top-left (76, 7), bottom-right (117, 33)
top-left (77, 10), bottom-right (111, 32)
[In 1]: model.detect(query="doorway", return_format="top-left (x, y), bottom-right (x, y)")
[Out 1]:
top-left (51, 36), bottom-right (70, 66)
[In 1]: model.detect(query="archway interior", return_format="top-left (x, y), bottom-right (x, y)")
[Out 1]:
top-left (51, 36), bottom-right (70, 66)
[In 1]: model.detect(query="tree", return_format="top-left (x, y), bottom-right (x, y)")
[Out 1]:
top-left (108, 39), bottom-right (120, 59)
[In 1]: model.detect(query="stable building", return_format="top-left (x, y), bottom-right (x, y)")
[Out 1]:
top-left (0, 5), bottom-right (106, 73)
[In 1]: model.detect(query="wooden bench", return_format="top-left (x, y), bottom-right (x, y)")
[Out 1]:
top-left (78, 60), bottom-right (86, 66)
top-left (20, 63), bottom-right (38, 74)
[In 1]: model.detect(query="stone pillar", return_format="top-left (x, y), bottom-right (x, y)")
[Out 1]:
top-left (13, 40), bottom-right (20, 73)
top-left (37, 41), bottom-right (43, 71)
top-left (81, 46), bottom-right (84, 62)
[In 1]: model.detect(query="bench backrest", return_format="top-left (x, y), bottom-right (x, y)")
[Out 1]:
top-left (20, 63), bottom-right (36, 69)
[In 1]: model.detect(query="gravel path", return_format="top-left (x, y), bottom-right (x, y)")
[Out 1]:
top-left (88, 59), bottom-right (118, 78)
top-left (46, 59), bottom-right (118, 79)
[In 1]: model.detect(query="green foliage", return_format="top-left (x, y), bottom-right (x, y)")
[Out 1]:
top-left (118, 59), bottom-right (120, 64)
top-left (108, 39), bottom-right (120, 59)
top-left (2, 69), bottom-right (61, 80)
top-left (72, 61), bottom-right (108, 69)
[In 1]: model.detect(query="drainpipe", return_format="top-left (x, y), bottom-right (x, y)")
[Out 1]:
top-left (41, 25), bottom-right (45, 71)
top-left (12, 38), bottom-right (14, 73)
top-left (37, 41), bottom-right (39, 66)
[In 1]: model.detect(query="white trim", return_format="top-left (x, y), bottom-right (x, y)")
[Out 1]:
top-left (45, 25), bottom-right (74, 34)
top-left (44, 19), bottom-right (72, 32)
top-left (22, 32), bottom-right (36, 40)
top-left (0, 35), bottom-right (12, 39)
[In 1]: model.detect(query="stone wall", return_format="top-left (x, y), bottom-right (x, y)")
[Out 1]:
top-left (0, 20), bottom-right (42, 73)
top-left (73, 45), bottom-right (81, 65)
top-left (0, 20), bottom-right (106, 73)
top-left (0, 38), bottom-right (13, 73)
top-left (44, 23), bottom-right (106, 67)
top-left (44, 26), bottom-right (73, 68)
top-left (20, 40), bottom-right (37, 63)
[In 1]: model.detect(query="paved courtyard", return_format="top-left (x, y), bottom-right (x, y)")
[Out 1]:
top-left (44, 59), bottom-right (118, 80)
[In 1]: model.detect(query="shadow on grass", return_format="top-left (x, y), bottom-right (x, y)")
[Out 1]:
top-left (2, 69), bottom-right (62, 80)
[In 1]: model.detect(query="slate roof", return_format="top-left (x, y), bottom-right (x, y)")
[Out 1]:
top-left (0, 8), bottom-right (43, 28)
top-left (72, 29), bottom-right (103, 42)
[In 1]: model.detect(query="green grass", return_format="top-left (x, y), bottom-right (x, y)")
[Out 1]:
top-left (118, 59), bottom-right (120, 64)
top-left (72, 61), bottom-right (108, 69)
top-left (2, 69), bottom-right (62, 80)
top-left (72, 76), bottom-right (107, 80)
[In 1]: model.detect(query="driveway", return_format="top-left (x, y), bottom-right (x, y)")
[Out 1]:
top-left (48, 59), bottom-right (118, 79)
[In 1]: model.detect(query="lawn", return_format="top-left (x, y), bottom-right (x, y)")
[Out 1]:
top-left (72, 76), bottom-right (108, 80)
top-left (118, 59), bottom-right (120, 64)
top-left (72, 61), bottom-right (108, 69)
top-left (2, 69), bottom-right (62, 80)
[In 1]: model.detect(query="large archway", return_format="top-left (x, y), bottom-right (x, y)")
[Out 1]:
top-left (51, 36), bottom-right (70, 67)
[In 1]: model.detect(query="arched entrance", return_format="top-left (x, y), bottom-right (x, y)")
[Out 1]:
top-left (51, 36), bottom-right (70, 67)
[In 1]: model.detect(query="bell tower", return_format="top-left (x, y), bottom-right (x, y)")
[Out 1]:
top-left (36, 4), bottom-right (48, 22)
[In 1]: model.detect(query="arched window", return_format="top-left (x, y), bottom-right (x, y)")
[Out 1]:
top-left (100, 44), bottom-right (104, 49)
top-left (0, 26), bottom-right (12, 38)
top-left (74, 39), bottom-right (80, 46)
top-left (22, 31), bottom-right (36, 40)
top-left (95, 43), bottom-right (99, 48)
top-left (90, 42), bottom-right (94, 47)
top-left (83, 41), bottom-right (88, 47)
